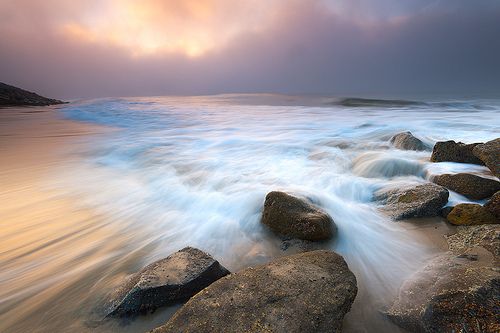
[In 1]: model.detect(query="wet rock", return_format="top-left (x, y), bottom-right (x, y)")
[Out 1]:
top-left (150, 250), bottom-right (357, 333)
top-left (261, 191), bottom-right (336, 241)
top-left (375, 183), bottom-right (449, 220)
top-left (473, 138), bottom-right (500, 178)
top-left (432, 173), bottom-right (500, 200)
top-left (430, 140), bottom-right (484, 165)
top-left (445, 224), bottom-right (500, 262)
top-left (447, 203), bottom-right (498, 226)
top-left (390, 131), bottom-right (429, 151)
top-left (485, 191), bottom-right (500, 219)
top-left (440, 206), bottom-right (454, 218)
top-left (106, 247), bottom-right (230, 317)
top-left (385, 253), bottom-right (500, 333)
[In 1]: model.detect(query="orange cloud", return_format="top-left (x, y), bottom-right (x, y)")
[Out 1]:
top-left (59, 0), bottom-right (282, 57)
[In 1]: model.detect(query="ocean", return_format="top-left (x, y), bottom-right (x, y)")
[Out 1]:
top-left (1, 94), bottom-right (499, 332)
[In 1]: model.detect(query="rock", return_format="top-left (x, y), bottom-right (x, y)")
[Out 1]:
top-left (473, 138), bottom-right (500, 178)
top-left (485, 191), bottom-right (500, 219)
top-left (447, 203), bottom-right (498, 225)
top-left (375, 183), bottom-right (449, 220)
top-left (432, 173), bottom-right (500, 200)
top-left (0, 82), bottom-right (65, 106)
top-left (385, 253), bottom-right (500, 333)
top-left (261, 191), bottom-right (336, 241)
top-left (440, 206), bottom-right (454, 218)
top-left (150, 250), bottom-right (357, 333)
top-left (390, 131), bottom-right (429, 151)
top-left (430, 140), bottom-right (484, 165)
top-left (445, 224), bottom-right (500, 263)
top-left (106, 247), bottom-right (230, 317)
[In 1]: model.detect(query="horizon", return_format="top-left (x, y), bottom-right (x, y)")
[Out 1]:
top-left (1, 0), bottom-right (500, 99)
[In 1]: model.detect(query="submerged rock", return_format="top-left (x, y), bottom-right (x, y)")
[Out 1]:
top-left (261, 191), bottom-right (336, 241)
top-left (445, 224), bottom-right (500, 261)
top-left (473, 138), bottom-right (500, 178)
top-left (150, 250), bottom-right (357, 333)
top-left (446, 203), bottom-right (498, 226)
top-left (375, 183), bottom-right (449, 220)
top-left (385, 253), bottom-right (500, 333)
top-left (432, 173), bottom-right (500, 200)
top-left (485, 191), bottom-right (500, 219)
top-left (390, 131), bottom-right (429, 151)
top-left (106, 247), bottom-right (229, 317)
top-left (430, 140), bottom-right (484, 165)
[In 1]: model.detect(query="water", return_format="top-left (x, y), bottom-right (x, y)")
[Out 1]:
top-left (1, 95), bottom-right (499, 332)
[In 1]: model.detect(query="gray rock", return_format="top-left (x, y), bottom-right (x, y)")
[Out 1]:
top-left (473, 138), bottom-right (500, 178)
top-left (261, 191), bottom-right (336, 241)
top-left (375, 183), bottom-right (449, 220)
top-left (390, 131), bottom-right (429, 151)
top-left (432, 173), bottom-right (500, 200)
top-left (106, 247), bottom-right (229, 317)
top-left (430, 140), bottom-right (484, 165)
top-left (151, 250), bottom-right (357, 333)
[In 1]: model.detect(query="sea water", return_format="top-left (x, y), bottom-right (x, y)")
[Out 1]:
top-left (1, 94), bottom-right (499, 332)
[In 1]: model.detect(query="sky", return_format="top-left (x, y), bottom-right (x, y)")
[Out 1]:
top-left (0, 0), bottom-right (499, 99)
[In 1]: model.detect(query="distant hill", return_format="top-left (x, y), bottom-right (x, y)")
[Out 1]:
top-left (0, 82), bottom-right (65, 106)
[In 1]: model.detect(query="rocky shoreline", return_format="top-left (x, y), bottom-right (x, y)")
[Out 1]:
top-left (96, 132), bottom-right (499, 333)
top-left (0, 82), bottom-right (65, 106)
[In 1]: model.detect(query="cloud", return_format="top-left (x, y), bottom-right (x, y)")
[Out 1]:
top-left (0, 0), bottom-right (499, 98)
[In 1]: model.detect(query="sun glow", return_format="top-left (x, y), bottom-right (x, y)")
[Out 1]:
top-left (61, 0), bottom-right (278, 57)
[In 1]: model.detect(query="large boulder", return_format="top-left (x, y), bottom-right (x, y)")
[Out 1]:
top-left (390, 131), bottom-right (429, 151)
top-left (432, 173), bottom-right (500, 200)
top-left (385, 253), bottom-right (500, 333)
top-left (261, 191), bottom-right (336, 241)
top-left (150, 250), bottom-right (357, 333)
top-left (375, 183), bottom-right (449, 220)
top-left (446, 203), bottom-right (498, 225)
top-left (430, 140), bottom-right (484, 165)
top-left (473, 138), bottom-right (500, 178)
top-left (105, 247), bottom-right (230, 317)
top-left (485, 191), bottom-right (500, 219)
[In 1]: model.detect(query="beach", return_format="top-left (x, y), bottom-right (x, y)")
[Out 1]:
top-left (0, 96), bottom-right (498, 332)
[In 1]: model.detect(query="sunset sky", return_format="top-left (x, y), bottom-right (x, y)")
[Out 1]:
top-left (1, 0), bottom-right (499, 99)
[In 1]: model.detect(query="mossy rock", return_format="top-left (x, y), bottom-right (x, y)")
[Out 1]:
top-left (447, 204), bottom-right (499, 226)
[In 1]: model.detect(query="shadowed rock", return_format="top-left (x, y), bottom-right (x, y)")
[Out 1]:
top-left (447, 203), bottom-right (498, 225)
top-left (430, 140), bottom-right (484, 165)
top-left (150, 250), bottom-right (357, 333)
top-left (375, 183), bottom-right (449, 220)
top-left (385, 253), bottom-right (499, 333)
top-left (0, 82), bottom-right (65, 106)
top-left (432, 173), bottom-right (500, 200)
top-left (105, 247), bottom-right (229, 317)
top-left (485, 191), bottom-right (500, 219)
top-left (473, 138), bottom-right (500, 178)
top-left (261, 191), bottom-right (335, 241)
top-left (390, 131), bottom-right (429, 151)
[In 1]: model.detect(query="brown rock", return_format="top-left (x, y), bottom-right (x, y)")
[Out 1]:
top-left (430, 140), bottom-right (484, 165)
top-left (261, 191), bottom-right (335, 241)
top-left (150, 250), bottom-right (357, 333)
top-left (485, 191), bottom-right (500, 219)
top-left (432, 173), bottom-right (500, 200)
top-left (447, 203), bottom-right (499, 226)
top-left (473, 138), bottom-right (500, 178)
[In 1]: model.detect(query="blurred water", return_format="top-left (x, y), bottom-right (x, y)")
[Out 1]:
top-left (1, 95), bottom-right (499, 332)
